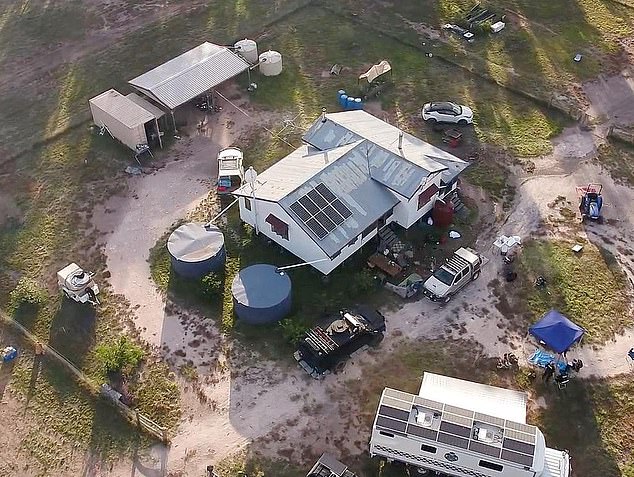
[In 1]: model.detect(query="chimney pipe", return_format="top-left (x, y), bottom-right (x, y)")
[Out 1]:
top-left (321, 107), bottom-right (327, 123)
top-left (398, 131), bottom-right (404, 151)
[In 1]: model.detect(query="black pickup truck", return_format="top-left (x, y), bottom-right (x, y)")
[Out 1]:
top-left (294, 306), bottom-right (386, 379)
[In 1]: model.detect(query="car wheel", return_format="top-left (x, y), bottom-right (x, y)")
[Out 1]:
top-left (443, 295), bottom-right (451, 304)
top-left (426, 117), bottom-right (437, 123)
top-left (472, 271), bottom-right (480, 280)
top-left (458, 119), bottom-right (468, 126)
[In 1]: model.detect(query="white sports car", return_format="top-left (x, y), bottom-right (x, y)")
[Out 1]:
top-left (421, 102), bottom-right (474, 125)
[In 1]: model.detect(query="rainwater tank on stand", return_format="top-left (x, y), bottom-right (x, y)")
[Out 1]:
top-left (234, 39), bottom-right (258, 64)
top-left (231, 264), bottom-right (292, 324)
top-left (167, 223), bottom-right (226, 279)
top-left (259, 50), bottom-right (283, 76)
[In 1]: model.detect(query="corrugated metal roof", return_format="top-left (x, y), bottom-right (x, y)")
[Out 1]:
top-left (89, 89), bottom-right (155, 128)
top-left (279, 141), bottom-right (400, 258)
top-left (304, 111), bottom-right (469, 185)
top-left (419, 373), bottom-right (528, 424)
top-left (233, 142), bottom-right (361, 202)
top-left (125, 93), bottom-right (166, 118)
top-left (128, 42), bottom-right (250, 110)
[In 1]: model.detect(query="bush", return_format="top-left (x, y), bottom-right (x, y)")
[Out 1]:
top-left (350, 269), bottom-right (378, 295)
top-left (279, 316), bottom-right (309, 345)
top-left (200, 272), bottom-right (223, 298)
top-left (9, 277), bottom-right (46, 311)
top-left (94, 336), bottom-right (144, 377)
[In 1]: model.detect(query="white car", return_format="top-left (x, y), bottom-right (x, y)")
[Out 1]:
top-left (421, 102), bottom-right (474, 125)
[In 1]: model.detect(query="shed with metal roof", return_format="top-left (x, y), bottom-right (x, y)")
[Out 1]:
top-left (128, 42), bottom-right (250, 111)
top-left (89, 89), bottom-right (162, 150)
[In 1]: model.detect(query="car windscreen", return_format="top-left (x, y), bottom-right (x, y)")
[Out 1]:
top-left (218, 177), bottom-right (232, 188)
top-left (433, 268), bottom-right (455, 286)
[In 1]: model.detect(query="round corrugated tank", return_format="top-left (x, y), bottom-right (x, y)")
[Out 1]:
top-left (431, 199), bottom-right (454, 228)
top-left (259, 50), bottom-right (283, 76)
top-left (167, 223), bottom-right (226, 279)
top-left (234, 38), bottom-right (258, 64)
top-left (232, 264), bottom-right (292, 324)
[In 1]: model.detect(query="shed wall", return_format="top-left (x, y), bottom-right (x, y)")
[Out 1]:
top-left (89, 101), bottom-right (148, 150)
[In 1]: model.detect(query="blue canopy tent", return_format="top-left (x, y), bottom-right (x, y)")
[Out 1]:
top-left (529, 309), bottom-right (585, 354)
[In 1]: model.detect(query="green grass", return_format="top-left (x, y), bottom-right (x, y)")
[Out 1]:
top-left (595, 138), bottom-right (634, 187)
top-left (216, 451), bottom-right (306, 477)
top-left (464, 159), bottom-right (516, 205)
top-left (515, 240), bottom-right (630, 344)
top-left (535, 376), bottom-right (634, 477)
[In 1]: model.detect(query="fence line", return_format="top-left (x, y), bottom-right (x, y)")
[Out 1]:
top-left (0, 310), bottom-right (168, 442)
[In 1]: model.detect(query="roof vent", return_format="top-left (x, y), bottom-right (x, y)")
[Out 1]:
top-left (398, 131), bottom-right (403, 151)
top-left (321, 107), bottom-right (327, 123)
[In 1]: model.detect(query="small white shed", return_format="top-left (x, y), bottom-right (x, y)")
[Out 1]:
top-left (89, 89), bottom-right (162, 150)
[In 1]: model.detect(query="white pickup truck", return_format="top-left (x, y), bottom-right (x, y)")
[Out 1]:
top-left (422, 247), bottom-right (483, 303)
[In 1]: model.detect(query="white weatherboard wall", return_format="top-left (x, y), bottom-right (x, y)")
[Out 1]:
top-left (239, 198), bottom-right (377, 274)
top-left (390, 174), bottom-right (443, 229)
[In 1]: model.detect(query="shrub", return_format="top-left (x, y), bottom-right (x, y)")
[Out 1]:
top-left (94, 336), bottom-right (144, 377)
top-left (279, 316), bottom-right (309, 345)
top-left (200, 272), bottom-right (223, 298)
top-left (9, 277), bottom-right (46, 311)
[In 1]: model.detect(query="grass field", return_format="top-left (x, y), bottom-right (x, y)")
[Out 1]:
top-left (513, 240), bottom-right (630, 344)
top-left (595, 138), bottom-right (634, 186)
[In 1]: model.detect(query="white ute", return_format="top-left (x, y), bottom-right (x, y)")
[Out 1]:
top-left (57, 263), bottom-right (100, 305)
top-left (423, 247), bottom-right (482, 303)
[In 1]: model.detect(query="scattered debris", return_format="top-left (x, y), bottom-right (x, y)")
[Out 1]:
top-left (574, 53), bottom-right (583, 62)
top-left (571, 244), bottom-right (584, 253)
top-left (491, 21), bottom-right (505, 33)
top-left (330, 63), bottom-right (342, 75)
top-left (125, 165), bottom-right (143, 175)
top-left (2, 346), bottom-right (18, 362)
top-left (449, 230), bottom-right (461, 239)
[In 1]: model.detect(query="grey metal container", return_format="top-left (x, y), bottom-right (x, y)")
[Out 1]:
top-left (167, 223), bottom-right (226, 279)
top-left (231, 264), bottom-right (292, 324)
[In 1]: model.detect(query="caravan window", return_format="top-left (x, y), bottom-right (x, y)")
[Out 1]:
top-left (265, 214), bottom-right (289, 240)
top-left (244, 198), bottom-right (252, 211)
top-left (479, 460), bottom-right (503, 472)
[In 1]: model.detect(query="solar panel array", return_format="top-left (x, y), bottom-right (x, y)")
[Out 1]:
top-left (289, 183), bottom-right (352, 239)
top-left (375, 388), bottom-right (538, 468)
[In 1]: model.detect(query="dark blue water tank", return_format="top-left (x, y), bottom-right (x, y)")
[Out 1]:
top-left (167, 223), bottom-right (226, 279)
top-left (231, 264), bottom-right (292, 324)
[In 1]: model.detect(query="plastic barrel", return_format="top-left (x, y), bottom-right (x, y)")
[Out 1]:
top-left (339, 94), bottom-right (348, 108)
top-left (354, 98), bottom-right (363, 110)
top-left (337, 90), bottom-right (346, 104)
top-left (346, 96), bottom-right (356, 110)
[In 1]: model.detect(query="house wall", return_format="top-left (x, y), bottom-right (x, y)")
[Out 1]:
top-left (238, 197), bottom-right (378, 275)
top-left (369, 429), bottom-right (533, 477)
top-left (89, 101), bottom-right (148, 150)
top-left (390, 173), bottom-right (443, 229)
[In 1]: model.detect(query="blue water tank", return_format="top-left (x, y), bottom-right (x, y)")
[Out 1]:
top-left (167, 223), bottom-right (226, 279)
top-left (346, 96), bottom-right (356, 110)
top-left (337, 90), bottom-right (346, 103)
top-left (339, 94), bottom-right (348, 108)
top-left (232, 264), bottom-right (292, 324)
top-left (354, 97), bottom-right (363, 110)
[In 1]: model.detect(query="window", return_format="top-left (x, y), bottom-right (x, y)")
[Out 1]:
top-left (379, 431), bottom-right (394, 438)
top-left (420, 444), bottom-right (437, 454)
top-left (418, 184), bottom-right (439, 210)
top-left (265, 214), bottom-right (289, 240)
top-left (244, 197), bottom-right (252, 211)
top-left (478, 461), bottom-right (503, 472)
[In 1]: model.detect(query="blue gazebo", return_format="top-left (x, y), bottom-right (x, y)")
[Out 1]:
top-left (529, 309), bottom-right (585, 354)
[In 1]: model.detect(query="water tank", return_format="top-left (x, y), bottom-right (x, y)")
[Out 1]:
top-left (167, 223), bottom-right (226, 279)
top-left (339, 94), bottom-right (348, 108)
top-left (259, 50), bottom-right (283, 76)
top-left (431, 199), bottom-right (454, 229)
top-left (231, 264), bottom-right (292, 324)
top-left (234, 38), bottom-right (258, 64)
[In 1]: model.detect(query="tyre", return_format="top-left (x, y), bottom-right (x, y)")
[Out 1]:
top-left (458, 119), bottom-right (468, 126)
top-left (443, 295), bottom-right (451, 304)
top-left (472, 271), bottom-right (480, 280)
top-left (426, 117), bottom-right (437, 123)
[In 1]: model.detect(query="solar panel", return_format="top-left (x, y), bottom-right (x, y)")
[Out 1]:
top-left (316, 183), bottom-right (336, 202)
top-left (289, 183), bottom-right (352, 240)
top-left (299, 195), bottom-right (320, 215)
top-left (469, 441), bottom-right (501, 458)
top-left (308, 189), bottom-right (328, 208)
top-left (376, 416), bottom-right (408, 433)
top-left (290, 202), bottom-right (311, 222)
top-left (306, 218), bottom-right (328, 239)
top-left (501, 449), bottom-right (534, 466)
top-left (503, 438), bottom-right (535, 455)
top-left (379, 405), bottom-right (410, 422)
top-left (332, 198), bottom-right (353, 219)
top-left (439, 421), bottom-right (471, 438)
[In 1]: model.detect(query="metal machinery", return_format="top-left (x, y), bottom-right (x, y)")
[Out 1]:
top-left (57, 263), bottom-right (100, 305)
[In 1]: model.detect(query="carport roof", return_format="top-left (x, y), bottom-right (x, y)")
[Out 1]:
top-left (89, 89), bottom-right (155, 128)
top-left (128, 42), bottom-right (250, 110)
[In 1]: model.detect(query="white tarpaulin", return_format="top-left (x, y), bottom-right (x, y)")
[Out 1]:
top-left (494, 235), bottom-right (522, 253)
top-left (359, 60), bottom-right (392, 84)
